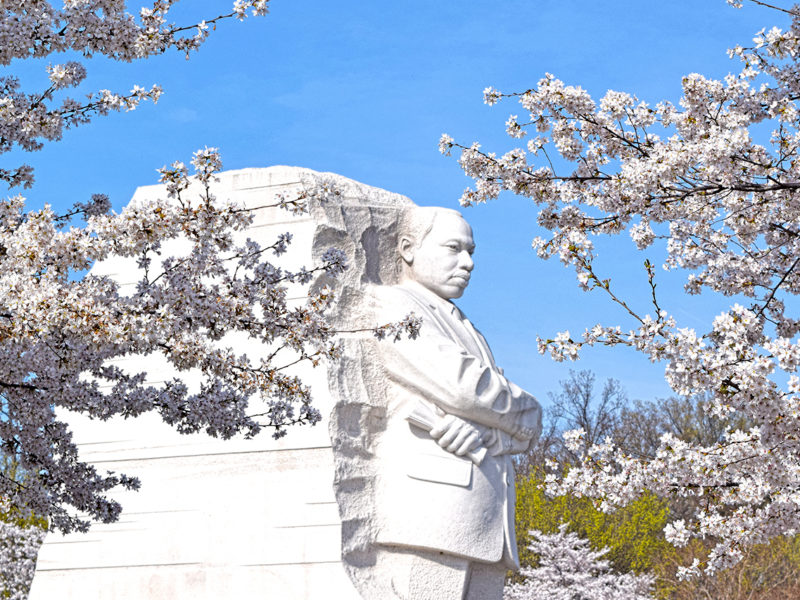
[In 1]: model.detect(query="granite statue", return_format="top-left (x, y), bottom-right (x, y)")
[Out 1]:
top-left (326, 205), bottom-right (542, 600)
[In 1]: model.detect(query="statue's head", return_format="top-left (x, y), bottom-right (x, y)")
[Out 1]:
top-left (397, 207), bottom-right (475, 300)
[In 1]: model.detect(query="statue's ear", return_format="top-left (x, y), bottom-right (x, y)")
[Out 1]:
top-left (398, 235), bottom-right (415, 265)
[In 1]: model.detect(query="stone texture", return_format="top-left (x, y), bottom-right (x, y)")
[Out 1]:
top-left (30, 166), bottom-right (413, 600)
top-left (326, 208), bottom-right (542, 599)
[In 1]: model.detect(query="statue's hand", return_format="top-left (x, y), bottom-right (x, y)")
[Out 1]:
top-left (429, 414), bottom-right (486, 457)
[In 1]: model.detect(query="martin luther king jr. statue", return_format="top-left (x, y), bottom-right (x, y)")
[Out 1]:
top-left (327, 205), bottom-right (542, 600)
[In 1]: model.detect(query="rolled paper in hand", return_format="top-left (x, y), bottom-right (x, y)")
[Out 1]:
top-left (406, 401), bottom-right (487, 466)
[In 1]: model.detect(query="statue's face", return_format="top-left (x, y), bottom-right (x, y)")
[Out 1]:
top-left (407, 212), bottom-right (475, 300)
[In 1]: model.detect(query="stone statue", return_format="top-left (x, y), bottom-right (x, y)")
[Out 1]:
top-left (325, 205), bottom-right (542, 600)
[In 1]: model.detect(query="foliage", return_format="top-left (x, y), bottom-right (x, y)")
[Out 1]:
top-left (515, 470), bottom-right (800, 599)
top-left (613, 395), bottom-right (746, 461)
top-left (517, 473), bottom-right (800, 597)
top-left (445, 0), bottom-right (800, 574)
top-left (517, 370), bottom-right (626, 472)
top-left (550, 370), bottom-right (625, 465)
top-left (516, 371), bottom-right (800, 597)
top-left (505, 525), bottom-right (655, 600)
top-left (514, 470), bottom-right (674, 578)
top-left (517, 370), bottom-right (741, 478)
top-left (0, 499), bottom-right (45, 600)
top-left (664, 535), bottom-right (800, 599)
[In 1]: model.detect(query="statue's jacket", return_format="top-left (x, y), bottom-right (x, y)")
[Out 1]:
top-left (368, 281), bottom-right (542, 569)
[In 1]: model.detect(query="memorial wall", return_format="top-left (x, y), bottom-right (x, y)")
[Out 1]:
top-left (29, 166), bottom-right (412, 600)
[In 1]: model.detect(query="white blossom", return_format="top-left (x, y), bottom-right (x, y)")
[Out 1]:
top-left (438, 133), bottom-right (455, 156)
top-left (0, 0), bottom-right (271, 189)
top-left (448, 0), bottom-right (800, 575)
top-left (0, 502), bottom-right (45, 600)
top-left (0, 150), bottom-right (362, 536)
top-left (483, 86), bottom-right (501, 106)
top-left (504, 526), bottom-right (655, 600)
top-left (0, 3), bottom-right (426, 592)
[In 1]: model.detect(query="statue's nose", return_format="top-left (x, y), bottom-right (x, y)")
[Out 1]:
top-left (460, 250), bottom-right (474, 271)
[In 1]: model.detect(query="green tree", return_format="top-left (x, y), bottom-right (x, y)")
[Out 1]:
top-left (515, 369), bottom-right (800, 598)
top-left (515, 470), bottom-right (674, 578)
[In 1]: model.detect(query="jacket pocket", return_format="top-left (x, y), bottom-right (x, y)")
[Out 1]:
top-left (406, 452), bottom-right (472, 487)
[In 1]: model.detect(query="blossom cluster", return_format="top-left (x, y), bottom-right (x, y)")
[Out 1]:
top-left (274, 176), bottom-right (345, 215)
top-left (372, 312), bottom-right (422, 342)
top-left (504, 526), bottom-right (654, 600)
top-left (0, 519), bottom-right (44, 600)
top-left (0, 0), bottom-right (270, 189)
top-left (446, 1), bottom-right (800, 575)
top-left (0, 149), bottom-right (355, 535)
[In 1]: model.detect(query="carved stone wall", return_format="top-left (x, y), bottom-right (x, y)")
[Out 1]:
top-left (29, 167), bottom-right (413, 600)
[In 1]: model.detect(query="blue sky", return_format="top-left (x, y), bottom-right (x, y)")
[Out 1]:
top-left (5, 0), bottom-right (789, 407)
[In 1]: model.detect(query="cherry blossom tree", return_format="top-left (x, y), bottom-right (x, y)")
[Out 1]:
top-left (0, 0), bottom-right (274, 190)
top-left (504, 526), bottom-right (654, 600)
top-left (0, 522), bottom-right (43, 600)
top-left (0, 149), bottom-right (358, 537)
top-left (443, 0), bottom-right (800, 577)
top-left (0, 0), bottom-right (422, 553)
top-left (0, 498), bottom-right (45, 600)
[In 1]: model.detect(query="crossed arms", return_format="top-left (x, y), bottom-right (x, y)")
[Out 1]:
top-left (375, 290), bottom-right (542, 460)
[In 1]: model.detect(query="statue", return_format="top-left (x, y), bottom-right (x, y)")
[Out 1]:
top-left (325, 205), bottom-right (542, 600)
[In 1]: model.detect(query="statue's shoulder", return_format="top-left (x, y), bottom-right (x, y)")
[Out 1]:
top-left (367, 282), bottom-right (415, 301)
top-left (368, 282), bottom-right (428, 307)
top-left (365, 283), bottom-right (430, 321)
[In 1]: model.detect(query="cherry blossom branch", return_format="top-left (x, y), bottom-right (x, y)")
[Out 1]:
top-left (447, 3), bottom-right (800, 573)
top-left (742, 0), bottom-right (799, 15)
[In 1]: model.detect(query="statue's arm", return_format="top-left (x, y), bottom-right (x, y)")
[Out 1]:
top-left (379, 334), bottom-right (542, 441)
top-left (483, 428), bottom-right (536, 456)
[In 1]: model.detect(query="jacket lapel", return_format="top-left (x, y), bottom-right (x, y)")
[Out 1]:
top-left (401, 282), bottom-right (492, 365)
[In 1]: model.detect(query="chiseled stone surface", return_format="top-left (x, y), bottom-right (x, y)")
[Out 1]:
top-left (30, 166), bottom-right (413, 600)
top-left (326, 207), bottom-right (542, 599)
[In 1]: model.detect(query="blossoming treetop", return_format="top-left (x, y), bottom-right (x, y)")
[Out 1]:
top-left (0, 0), bottom-right (375, 540)
top-left (443, 0), bottom-right (800, 576)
